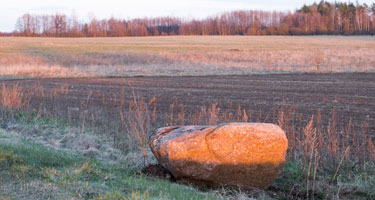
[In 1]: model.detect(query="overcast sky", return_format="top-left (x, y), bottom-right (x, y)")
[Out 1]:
top-left (1, 0), bottom-right (374, 32)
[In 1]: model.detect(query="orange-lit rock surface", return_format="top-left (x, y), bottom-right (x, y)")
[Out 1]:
top-left (150, 123), bottom-right (288, 189)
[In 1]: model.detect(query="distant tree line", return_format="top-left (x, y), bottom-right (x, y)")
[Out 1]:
top-left (11, 1), bottom-right (375, 37)
top-left (0, 32), bottom-right (13, 36)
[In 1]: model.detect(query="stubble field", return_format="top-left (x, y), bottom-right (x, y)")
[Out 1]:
top-left (1, 36), bottom-right (375, 78)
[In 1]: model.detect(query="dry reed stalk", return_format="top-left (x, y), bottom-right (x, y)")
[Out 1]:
top-left (331, 109), bottom-right (338, 158)
top-left (306, 124), bottom-right (316, 199)
top-left (208, 103), bottom-right (219, 125)
top-left (332, 146), bottom-right (351, 182)
top-left (303, 116), bottom-right (315, 171)
top-left (288, 122), bottom-right (296, 161)
top-left (169, 101), bottom-right (176, 126)
top-left (327, 123), bottom-right (333, 158)
top-left (306, 141), bottom-right (314, 198)
top-left (278, 106), bottom-right (297, 160)
top-left (271, 108), bottom-right (276, 124)
top-left (248, 106), bottom-right (253, 122)
top-left (242, 109), bottom-right (248, 122)
top-left (60, 84), bottom-right (70, 95)
top-left (312, 149), bottom-right (320, 200)
top-left (197, 108), bottom-right (203, 125)
top-left (120, 88), bottom-right (126, 109)
top-left (148, 97), bottom-right (157, 125)
top-left (278, 107), bottom-right (285, 132)
top-left (284, 106), bottom-right (293, 136)
top-left (177, 103), bottom-right (186, 125)
top-left (110, 92), bottom-right (117, 105)
top-left (0, 83), bottom-right (29, 110)
top-left (360, 122), bottom-right (369, 162)
top-left (236, 104), bottom-right (241, 121)
top-left (297, 113), bottom-right (304, 154)
top-left (256, 109), bottom-right (263, 122)
top-left (50, 88), bottom-right (57, 99)
top-left (316, 109), bottom-right (323, 153)
top-left (86, 90), bottom-right (93, 105)
top-left (39, 85), bottom-right (45, 97)
top-left (192, 111), bottom-right (201, 125)
top-left (263, 110), bottom-right (271, 123)
top-left (367, 139), bottom-right (375, 161)
top-left (345, 117), bottom-right (353, 160)
top-left (102, 93), bottom-right (107, 105)
top-left (352, 130), bottom-right (357, 159)
top-left (163, 112), bottom-right (168, 125)
top-left (120, 91), bottom-right (152, 166)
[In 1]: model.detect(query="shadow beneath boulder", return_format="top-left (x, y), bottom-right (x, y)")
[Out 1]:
top-left (140, 164), bottom-right (176, 182)
top-left (141, 160), bottom-right (284, 190)
top-left (140, 163), bottom-right (275, 199)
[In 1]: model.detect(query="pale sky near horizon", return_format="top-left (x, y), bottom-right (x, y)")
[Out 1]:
top-left (1, 0), bottom-right (374, 32)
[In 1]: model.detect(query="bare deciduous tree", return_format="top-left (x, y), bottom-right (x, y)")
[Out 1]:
top-left (12, 1), bottom-right (375, 37)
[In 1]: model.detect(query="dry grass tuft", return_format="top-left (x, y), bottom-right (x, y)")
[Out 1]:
top-left (0, 65), bottom-right (85, 78)
top-left (120, 91), bottom-right (153, 166)
top-left (0, 83), bottom-right (29, 110)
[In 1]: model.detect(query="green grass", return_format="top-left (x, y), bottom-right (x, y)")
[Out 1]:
top-left (0, 138), bottom-right (222, 200)
top-left (270, 158), bottom-right (375, 199)
top-left (0, 110), bottom-right (222, 199)
top-left (1, 110), bottom-right (375, 199)
top-left (0, 141), bottom-right (81, 168)
top-left (2, 127), bottom-right (374, 200)
top-left (0, 109), bottom-right (71, 130)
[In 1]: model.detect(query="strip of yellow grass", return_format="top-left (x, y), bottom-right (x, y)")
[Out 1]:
top-left (0, 65), bottom-right (85, 78)
top-left (1, 36), bottom-right (375, 78)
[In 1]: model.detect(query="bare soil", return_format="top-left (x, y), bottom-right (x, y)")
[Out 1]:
top-left (2, 73), bottom-right (375, 136)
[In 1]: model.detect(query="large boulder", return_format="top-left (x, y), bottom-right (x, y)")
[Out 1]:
top-left (150, 123), bottom-right (288, 189)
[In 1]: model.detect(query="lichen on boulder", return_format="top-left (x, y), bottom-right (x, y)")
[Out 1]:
top-left (150, 123), bottom-right (288, 189)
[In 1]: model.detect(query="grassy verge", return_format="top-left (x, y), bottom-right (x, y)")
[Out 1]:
top-left (1, 109), bottom-right (375, 199)
top-left (0, 132), bottom-right (222, 199)
top-left (270, 158), bottom-right (375, 199)
top-left (0, 110), bottom-right (224, 199)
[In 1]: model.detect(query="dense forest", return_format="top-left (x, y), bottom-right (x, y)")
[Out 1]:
top-left (6, 1), bottom-right (375, 37)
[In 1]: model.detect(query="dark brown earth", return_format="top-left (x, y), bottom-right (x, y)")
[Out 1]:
top-left (2, 73), bottom-right (375, 138)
